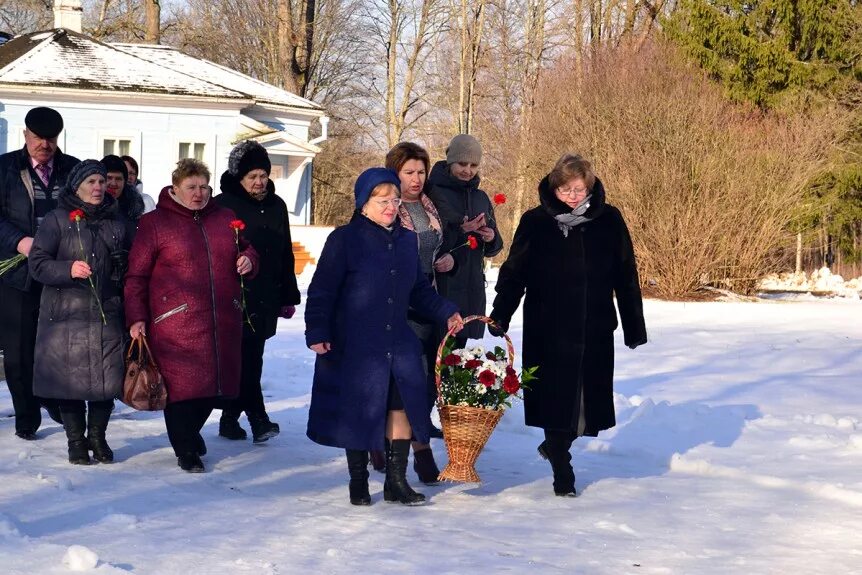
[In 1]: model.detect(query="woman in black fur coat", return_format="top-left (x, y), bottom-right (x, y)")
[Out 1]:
top-left (489, 154), bottom-right (647, 497)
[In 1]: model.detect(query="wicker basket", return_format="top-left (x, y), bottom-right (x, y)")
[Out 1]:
top-left (435, 315), bottom-right (513, 483)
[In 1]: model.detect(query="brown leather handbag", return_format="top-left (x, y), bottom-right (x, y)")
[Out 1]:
top-left (122, 335), bottom-right (167, 411)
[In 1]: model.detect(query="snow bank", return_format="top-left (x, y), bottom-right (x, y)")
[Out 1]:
top-left (759, 267), bottom-right (862, 299)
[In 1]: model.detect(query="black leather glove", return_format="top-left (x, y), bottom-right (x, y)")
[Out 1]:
top-left (626, 337), bottom-right (647, 350)
top-left (487, 317), bottom-right (508, 337)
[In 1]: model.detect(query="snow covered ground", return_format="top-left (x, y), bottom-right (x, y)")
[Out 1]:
top-left (2, 284), bottom-right (861, 574)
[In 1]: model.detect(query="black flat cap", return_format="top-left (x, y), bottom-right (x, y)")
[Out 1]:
top-left (25, 107), bottom-right (64, 139)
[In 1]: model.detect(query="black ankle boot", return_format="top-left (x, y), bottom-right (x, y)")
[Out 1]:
top-left (384, 439), bottom-right (426, 505)
top-left (249, 414), bottom-right (279, 443)
top-left (178, 453), bottom-right (205, 473)
top-left (413, 447), bottom-right (440, 485)
top-left (61, 410), bottom-right (90, 465)
top-left (87, 401), bottom-right (114, 463)
top-left (538, 436), bottom-right (576, 497)
top-left (218, 414), bottom-right (248, 440)
top-left (345, 449), bottom-right (371, 505)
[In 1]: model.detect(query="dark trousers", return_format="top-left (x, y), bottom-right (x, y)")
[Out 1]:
top-left (164, 398), bottom-right (214, 457)
top-left (222, 333), bottom-right (267, 420)
top-left (58, 399), bottom-right (114, 421)
top-left (0, 283), bottom-right (53, 434)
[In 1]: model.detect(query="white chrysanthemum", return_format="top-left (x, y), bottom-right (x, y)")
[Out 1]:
top-left (474, 383), bottom-right (487, 394)
top-left (470, 346), bottom-right (485, 358)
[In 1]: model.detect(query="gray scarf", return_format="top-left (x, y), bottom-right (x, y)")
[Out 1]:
top-left (554, 195), bottom-right (592, 237)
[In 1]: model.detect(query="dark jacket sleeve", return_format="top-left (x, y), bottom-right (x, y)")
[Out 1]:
top-left (613, 210), bottom-right (647, 347)
top-left (481, 192), bottom-right (504, 258)
top-left (28, 212), bottom-right (77, 288)
top-left (124, 215), bottom-right (159, 327)
top-left (409, 258), bottom-right (459, 325)
top-left (304, 229), bottom-right (347, 346)
top-left (490, 211), bottom-right (533, 328)
top-left (280, 204), bottom-right (301, 306)
top-left (0, 161), bottom-right (29, 255)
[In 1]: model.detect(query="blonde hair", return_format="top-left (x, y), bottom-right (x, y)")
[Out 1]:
top-left (370, 182), bottom-right (400, 198)
top-left (548, 154), bottom-right (596, 192)
top-left (172, 158), bottom-right (211, 187)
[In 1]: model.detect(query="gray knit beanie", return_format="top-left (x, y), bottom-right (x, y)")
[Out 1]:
top-left (446, 134), bottom-right (483, 165)
top-left (67, 159), bottom-right (107, 193)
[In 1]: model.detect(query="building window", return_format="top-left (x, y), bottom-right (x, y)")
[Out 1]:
top-left (103, 138), bottom-right (132, 157)
top-left (178, 142), bottom-right (206, 161)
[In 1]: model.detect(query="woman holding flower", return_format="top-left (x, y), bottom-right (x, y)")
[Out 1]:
top-left (213, 140), bottom-right (300, 443)
top-left (305, 167), bottom-right (463, 506)
top-left (426, 134), bottom-right (503, 347)
top-left (489, 154), bottom-right (647, 497)
top-left (29, 160), bottom-right (129, 465)
top-left (124, 159), bottom-right (259, 473)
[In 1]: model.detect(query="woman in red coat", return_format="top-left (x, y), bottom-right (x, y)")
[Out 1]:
top-left (124, 159), bottom-right (258, 473)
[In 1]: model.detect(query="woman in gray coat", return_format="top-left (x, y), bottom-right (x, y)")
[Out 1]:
top-left (29, 160), bottom-right (128, 465)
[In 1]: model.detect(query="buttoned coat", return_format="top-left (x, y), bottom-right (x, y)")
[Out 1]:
top-left (305, 213), bottom-right (458, 450)
top-left (490, 176), bottom-right (647, 435)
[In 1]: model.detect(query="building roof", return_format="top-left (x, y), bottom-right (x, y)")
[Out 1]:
top-left (0, 28), bottom-right (323, 112)
top-left (114, 43), bottom-right (322, 112)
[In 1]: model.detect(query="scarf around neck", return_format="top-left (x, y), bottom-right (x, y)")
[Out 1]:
top-left (554, 194), bottom-right (593, 237)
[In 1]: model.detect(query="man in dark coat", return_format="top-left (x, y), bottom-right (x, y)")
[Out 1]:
top-left (0, 107), bottom-right (79, 439)
top-left (214, 140), bottom-right (301, 442)
top-left (426, 134), bottom-right (503, 344)
top-left (101, 154), bottom-right (145, 241)
top-left (490, 154), bottom-right (647, 496)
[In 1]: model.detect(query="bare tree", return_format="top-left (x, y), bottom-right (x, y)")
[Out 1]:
top-left (0, 0), bottom-right (52, 34)
top-left (143, 0), bottom-right (159, 43)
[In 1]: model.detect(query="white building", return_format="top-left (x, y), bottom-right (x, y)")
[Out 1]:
top-left (0, 1), bottom-right (328, 226)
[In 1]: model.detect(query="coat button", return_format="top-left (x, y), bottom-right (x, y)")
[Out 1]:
top-left (162, 296), bottom-right (167, 301)
top-left (386, 352), bottom-right (392, 358)
top-left (386, 324), bottom-right (392, 331)
top-left (390, 269), bottom-right (396, 275)
top-left (387, 297), bottom-right (394, 304)
top-left (388, 243), bottom-right (393, 250)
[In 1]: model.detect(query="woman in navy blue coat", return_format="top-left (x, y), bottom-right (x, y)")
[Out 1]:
top-left (305, 168), bottom-right (463, 506)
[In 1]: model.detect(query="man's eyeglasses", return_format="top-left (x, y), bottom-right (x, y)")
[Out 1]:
top-left (372, 198), bottom-right (403, 208)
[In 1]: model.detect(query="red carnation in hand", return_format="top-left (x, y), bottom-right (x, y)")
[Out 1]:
top-left (478, 369), bottom-right (496, 387)
top-left (229, 219), bottom-right (246, 231)
top-left (69, 209), bottom-right (85, 222)
top-left (464, 359), bottom-right (483, 370)
top-left (467, 236), bottom-right (479, 250)
top-left (442, 354), bottom-right (461, 367)
top-left (493, 193), bottom-right (507, 206)
top-left (503, 374), bottom-right (520, 394)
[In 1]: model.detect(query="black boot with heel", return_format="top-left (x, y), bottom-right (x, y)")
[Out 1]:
top-left (345, 449), bottom-right (371, 505)
top-left (538, 430), bottom-right (577, 497)
top-left (383, 439), bottom-right (426, 505)
top-left (60, 407), bottom-right (90, 465)
top-left (87, 401), bottom-right (114, 463)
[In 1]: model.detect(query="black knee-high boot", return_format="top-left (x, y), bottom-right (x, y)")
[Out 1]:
top-left (345, 449), bottom-right (371, 505)
top-left (383, 439), bottom-right (426, 505)
top-left (87, 401), bottom-right (114, 463)
top-left (60, 403), bottom-right (90, 465)
top-left (538, 430), bottom-right (576, 497)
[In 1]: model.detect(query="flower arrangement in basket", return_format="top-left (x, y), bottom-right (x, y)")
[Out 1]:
top-left (435, 315), bottom-right (537, 483)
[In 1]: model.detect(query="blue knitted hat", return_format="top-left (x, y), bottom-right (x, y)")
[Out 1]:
top-left (354, 167), bottom-right (400, 209)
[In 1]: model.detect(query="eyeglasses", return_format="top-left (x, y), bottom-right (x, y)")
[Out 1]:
top-left (556, 185), bottom-right (588, 197)
top-left (372, 198), bottom-right (402, 208)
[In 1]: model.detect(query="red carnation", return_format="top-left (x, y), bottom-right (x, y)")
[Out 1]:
top-left (229, 219), bottom-right (246, 231)
top-left (505, 365), bottom-right (517, 377)
top-left (467, 236), bottom-right (479, 250)
top-left (464, 359), bottom-right (483, 370)
top-left (486, 352), bottom-right (497, 361)
top-left (442, 354), bottom-right (461, 367)
top-left (478, 369), bottom-right (496, 387)
top-left (503, 374), bottom-right (520, 394)
top-left (69, 209), bottom-right (85, 222)
top-left (493, 193), bottom-right (507, 206)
